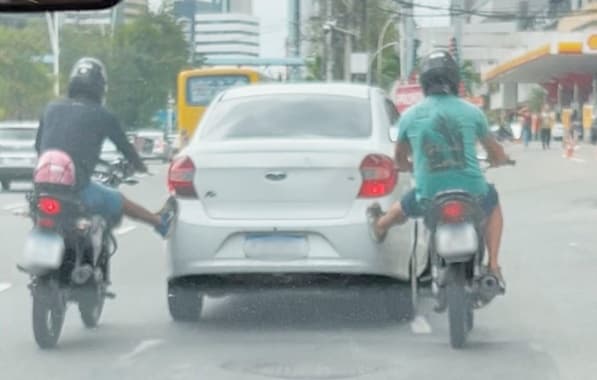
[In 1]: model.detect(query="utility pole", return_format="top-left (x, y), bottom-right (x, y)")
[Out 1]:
top-left (46, 12), bottom-right (60, 96)
top-left (343, 0), bottom-right (353, 82)
top-left (325, 0), bottom-right (334, 82)
top-left (399, 2), bottom-right (414, 80)
top-left (453, 0), bottom-right (464, 65)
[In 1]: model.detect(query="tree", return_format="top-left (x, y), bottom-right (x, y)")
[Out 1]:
top-left (460, 60), bottom-right (481, 95)
top-left (0, 24), bottom-right (52, 120)
top-left (107, 13), bottom-right (188, 129)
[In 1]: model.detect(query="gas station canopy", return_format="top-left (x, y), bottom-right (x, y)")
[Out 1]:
top-left (482, 33), bottom-right (597, 84)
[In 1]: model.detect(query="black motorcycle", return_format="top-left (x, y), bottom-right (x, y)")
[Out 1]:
top-left (18, 157), bottom-right (137, 349)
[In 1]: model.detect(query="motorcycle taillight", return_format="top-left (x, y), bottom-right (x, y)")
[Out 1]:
top-left (441, 201), bottom-right (465, 223)
top-left (38, 197), bottom-right (62, 216)
top-left (37, 217), bottom-right (56, 229)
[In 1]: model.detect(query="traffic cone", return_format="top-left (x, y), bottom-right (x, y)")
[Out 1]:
top-left (565, 140), bottom-right (574, 159)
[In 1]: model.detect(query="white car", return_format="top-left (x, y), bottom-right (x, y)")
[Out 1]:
top-left (0, 121), bottom-right (38, 191)
top-left (552, 122), bottom-right (565, 141)
top-left (166, 83), bottom-right (426, 322)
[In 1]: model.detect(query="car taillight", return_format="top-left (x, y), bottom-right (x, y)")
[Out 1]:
top-left (358, 154), bottom-right (398, 198)
top-left (441, 201), bottom-right (465, 223)
top-left (38, 197), bottom-right (61, 215)
top-left (168, 156), bottom-right (197, 198)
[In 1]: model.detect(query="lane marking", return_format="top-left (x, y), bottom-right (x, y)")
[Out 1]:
top-left (115, 225), bottom-right (137, 236)
top-left (410, 315), bottom-right (432, 334)
top-left (2, 202), bottom-right (26, 211)
top-left (120, 339), bottom-right (164, 361)
top-left (0, 283), bottom-right (12, 293)
top-left (570, 157), bottom-right (586, 163)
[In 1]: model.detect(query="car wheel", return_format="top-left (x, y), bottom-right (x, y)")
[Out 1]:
top-left (384, 281), bottom-right (414, 322)
top-left (1, 180), bottom-right (10, 191)
top-left (167, 280), bottom-right (203, 322)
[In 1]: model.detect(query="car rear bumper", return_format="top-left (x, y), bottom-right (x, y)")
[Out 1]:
top-left (167, 201), bottom-right (415, 282)
top-left (0, 166), bottom-right (34, 180)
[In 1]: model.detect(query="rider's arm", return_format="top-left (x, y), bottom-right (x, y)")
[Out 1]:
top-left (394, 114), bottom-right (413, 172)
top-left (394, 141), bottom-right (413, 172)
top-left (106, 115), bottom-right (147, 173)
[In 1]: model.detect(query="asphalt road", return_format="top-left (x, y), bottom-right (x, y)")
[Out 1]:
top-left (1, 144), bottom-right (596, 380)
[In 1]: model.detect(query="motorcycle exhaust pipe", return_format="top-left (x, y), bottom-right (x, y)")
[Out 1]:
top-left (71, 264), bottom-right (93, 285)
top-left (477, 273), bottom-right (501, 304)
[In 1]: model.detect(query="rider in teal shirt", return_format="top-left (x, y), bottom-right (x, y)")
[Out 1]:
top-left (369, 50), bottom-right (511, 287)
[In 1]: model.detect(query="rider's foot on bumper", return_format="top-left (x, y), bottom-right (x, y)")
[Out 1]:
top-left (366, 203), bottom-right (387, 243)
top-left (155, 198), bottom-right (177, 238)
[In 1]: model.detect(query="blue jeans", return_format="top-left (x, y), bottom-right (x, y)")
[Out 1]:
top-left (79, 181), bottom-right (124, 223)
top-left (400, 184), bottom-right (499, 219)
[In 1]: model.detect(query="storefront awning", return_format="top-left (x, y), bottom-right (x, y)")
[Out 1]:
top-left (482, 33), bottom-right (597, 83)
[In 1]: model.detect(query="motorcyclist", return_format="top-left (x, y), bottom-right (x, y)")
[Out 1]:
top-left (34, 57), bottom-right (175, 237)
top-left (368, 50), bottom-right (511, 288)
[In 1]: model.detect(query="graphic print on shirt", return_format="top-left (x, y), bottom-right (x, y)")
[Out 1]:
top-left (421, 113), bottom-right (465, 172)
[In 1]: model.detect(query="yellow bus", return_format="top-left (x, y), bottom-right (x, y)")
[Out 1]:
top-left (176, 67), bottom-right (269, 139)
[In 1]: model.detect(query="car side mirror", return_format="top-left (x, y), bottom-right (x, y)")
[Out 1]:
top-left (389, 126), bottom-right (399, 142)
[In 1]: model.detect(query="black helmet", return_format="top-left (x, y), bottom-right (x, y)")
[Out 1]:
top-left (67, 57), bottom-right (107, 104)
top-left (419, 50), bottom-right (460, 96)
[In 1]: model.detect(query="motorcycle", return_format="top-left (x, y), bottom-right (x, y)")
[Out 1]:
top-left (18, 151), bottom-right (137, 349)
top-left (420, 158), bottom-right (515, 348)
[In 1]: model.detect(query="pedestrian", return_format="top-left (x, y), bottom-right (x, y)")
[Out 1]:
top-left (519, 107), bottom-right (532, 147)
top-left (540, 104), bottom-right (553, 150)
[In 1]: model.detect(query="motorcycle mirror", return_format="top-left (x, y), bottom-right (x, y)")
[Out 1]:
top-left (0, 0), bottom-right (121, 12)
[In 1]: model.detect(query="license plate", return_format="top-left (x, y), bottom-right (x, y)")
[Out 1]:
top-left (21, 230), bottom-right (64, 275)
top-left (244, 234), bottom-right (308, 260)
top-left (435, 223), bottom-right (478, 261)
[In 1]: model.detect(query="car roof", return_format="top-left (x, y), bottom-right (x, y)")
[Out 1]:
top-left (0, 121), bottom-right (38, 129)
top-left (221, 83), bottom-right (373, 100)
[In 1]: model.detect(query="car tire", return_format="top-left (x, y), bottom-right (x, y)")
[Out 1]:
top-left (384, 281), bottom-right (414, 322)
top-left (167, 280), bottom-right (203, 322)
top-left (1, 180), bottom-right (10, 191)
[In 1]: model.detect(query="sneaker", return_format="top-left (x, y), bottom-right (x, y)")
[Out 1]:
top-left (366, 203), bottom-right (387, 243)
top-left (155, 198), bottom-right (177, 238)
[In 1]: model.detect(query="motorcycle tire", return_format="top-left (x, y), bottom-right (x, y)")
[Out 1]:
top-left (79, 285), bottom-right (105, 328)
top-left (167, 281), bottom-right (203, 322)
top-left (447, 263), bottom-right (470, 349)
top-left (32, 283), bottom-right (65, 349)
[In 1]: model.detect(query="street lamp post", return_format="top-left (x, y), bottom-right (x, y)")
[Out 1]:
top-left (376, 16), bottom-right (399, 85)
top-left (46, 12), bottom-right (60, 96)
top-left (366, 42), bottom-right (400, 86)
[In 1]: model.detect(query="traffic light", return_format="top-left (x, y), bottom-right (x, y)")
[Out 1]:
top-left (448, 36), bottom-right (459, 63)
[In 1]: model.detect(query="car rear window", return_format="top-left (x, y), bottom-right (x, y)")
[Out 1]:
top-left (0, 128), bottom-right (36, 140)
top-left (200, 94), bottom-right (371, 141)
top-left (187, 75), bottom-right (250, 106)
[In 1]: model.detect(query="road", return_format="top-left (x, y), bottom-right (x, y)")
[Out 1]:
top-left (0, 144), bottom-right (596, 380)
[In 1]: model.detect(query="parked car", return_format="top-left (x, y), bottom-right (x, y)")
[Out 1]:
top-left (132, 129), bottom-right (171, 162)
top-left (0, 121), bottom-right (38, 191)
top-left (165, 83), bottom-right (424, 322)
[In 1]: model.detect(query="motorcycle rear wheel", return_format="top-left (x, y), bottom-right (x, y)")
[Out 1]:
top-left (447, 263), bottom-right (470, 349)
top-left (32, 282), bottom-right (65, 349)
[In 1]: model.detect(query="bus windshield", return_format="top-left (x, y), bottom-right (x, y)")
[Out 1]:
top-left (187, 75), bottom-right (250, 106)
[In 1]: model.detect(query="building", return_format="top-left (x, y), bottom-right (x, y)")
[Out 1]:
top-left (194, 13), bottom-right (259, 59)
top-left (63, 0), bottom-right (148, 27)
top-left (169, 0), bottom-right (258, 61)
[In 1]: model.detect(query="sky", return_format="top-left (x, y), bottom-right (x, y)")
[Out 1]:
top-left (254, 0), bottom-right (288, 57)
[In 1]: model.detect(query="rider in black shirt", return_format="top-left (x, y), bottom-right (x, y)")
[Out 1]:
top-left (35, 57), bottom-right (174, 237)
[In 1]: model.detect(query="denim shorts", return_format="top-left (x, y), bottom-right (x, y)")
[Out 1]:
top-left (400, 184), bottom-right (499, 219)
top-left (79, 181), bottom-right (124, 223)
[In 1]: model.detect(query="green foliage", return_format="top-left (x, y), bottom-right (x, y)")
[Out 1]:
top-left (107, 13), bottom-right (188, 129)
top-left (0, 13), bottom-right (187, 129)
top-left (460, 60), bottom-right (481, 95)
top-left (528, 86), bottom-right (546, 113)
top-left (0, 23), bottom-right (52, 120)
